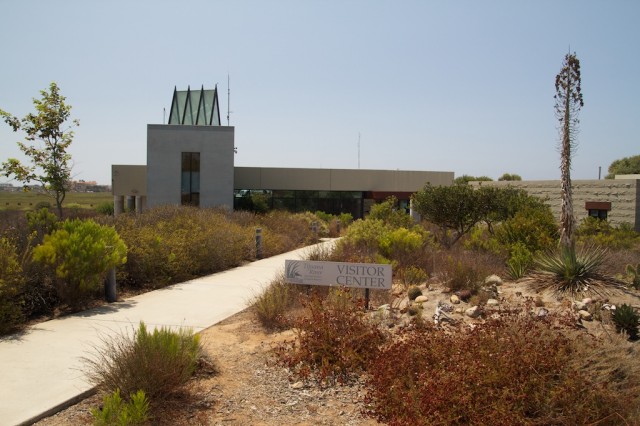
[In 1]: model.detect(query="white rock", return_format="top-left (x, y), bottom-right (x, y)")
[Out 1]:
top-left (578, 310), bottom-right (593, 321)
top-left (486, 299), bottom-right (500, 306)
top-left (581, 297), bottom-right (593, 305)
top-left (290, 381), bottom-right (305, 389)
top-left (537, 307), bottom-right (549, 317)
top-left (414, 295), bottom-right (428, 303)
top-left (450, 294), bottom-right (460, 304)
top-left (484, 275), bottom-right (503, 285)
top-left (465, 306), bottom-right (481, 318)
top-left (573, 301), bottom-right (587, 311)
top-left (455, 307), bottom-right (465, 314)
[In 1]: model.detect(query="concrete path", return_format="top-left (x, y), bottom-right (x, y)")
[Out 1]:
top-left (0, 239), bottom-right (335, 426)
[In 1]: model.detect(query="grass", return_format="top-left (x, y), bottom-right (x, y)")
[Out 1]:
top-left (0, 191), bottom-right (112, 210)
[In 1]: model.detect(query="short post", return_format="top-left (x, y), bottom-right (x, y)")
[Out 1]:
top-left (105, 268), bottom-right (117, 303)
top-left (365, 288), bottom-right (370, 311)
top-left (311, 221), bottom-right (318, 239)
top-left (255, 228), bottom-right (263, 260)
top-left (336, 220), bottom-right (341, 235)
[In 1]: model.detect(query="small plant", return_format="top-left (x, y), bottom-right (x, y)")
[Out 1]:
top-left (252, 276), bottom-right (296, 330)
top-left (92, 389), bottom-right (149, 426)
top-left (0, 237), bottom-right (25, 334)
top-left (626, 264), bottom-right (640, 289)
top-left (84, 322), bottom-right (202, 401)
top-left (612, 304), bottom-right (639, 341)
top-left (506, 242), bottom-right (533, 280)
top-left (401, 265), bottom-right (428, 287)
top-left (407, 286), bottom-right (422, 301)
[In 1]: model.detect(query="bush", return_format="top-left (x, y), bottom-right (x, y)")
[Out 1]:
top-left (0, 238), bottom-right (25, 334)
top-left (85, 322), bottom-right (202, 401)
top-left (612, 304), bottom-right (639, 341)
top-left (506, 242), bottom-right (533, 279)
top-left (366, 314), bottom-right (629, 425)
top-left (252, 275), bottom-right (297, 330)
top-left (400, 266), bottom-right (428, 287)
top-left (576, 217), bottom-right (640, 249)
top-left (368, 196), bottom-right (413, 229)
top-left (92, 389), bottom-right (149, 426)
top-left (407, 286), bottom-right (422, 301)
top-left (337, 218), bottom-right (389, 262)
top-left (32, 219), bottom-right (127, 307)
top-left (440, 256), bottom-right (483, 293)
top-left (275, 294), bottom-right (386, 384)
top-left (96, 201), bottom-right (115, 216)
top-left (626, 264), bottom-right (640, 289)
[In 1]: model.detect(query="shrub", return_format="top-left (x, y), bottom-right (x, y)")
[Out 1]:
top-left (275, 294), bottom-right (386, 384)
top-left (252, 275), bottom-right (297, 330)
top-left (26, 207), bottom-right (59, 244)
top-left (400, 266), bottom-right (428, 287)
top-left (625, 263), bottom-right (640, 289)
top-left (95, 201), bottom-right (115, 216)
top-left (85, 322), bottom-right (202, 401)
top-left (495, 205), bottom-right (558, 253)
top-left (366, 314), bottom-right (628, 425)
top-left (32, 219), bottom-right (127, 307)
top-left (337, 218), bottom-right (389, 262)
top-left (407, 286), bottom-right (422, 301)
top-left (440, 256), bottom-right (484, 293)
top-left (378, 226), bottom-right (430, 268)
top-left (368, 196), bottom-right (413, 229)
top-left (506, 242), bottom-right (533, 279)
top-left (576, 217), bottom-right (640, 249)
top-left (92, 389), bottom-right (149, 426)
top-left (0, 238), bottom-right (25, 334)
top-left (612, 304), bottom-right (639, 341)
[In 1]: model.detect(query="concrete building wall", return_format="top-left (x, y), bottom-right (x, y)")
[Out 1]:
top-left (112, 165), bottom-right (147, 196)
top-left (470, 179), bottom-right (640, 231)
top-left (234, 167), bottom-right (453, 192)
top-left (147, 125), bottom-right (235, 209)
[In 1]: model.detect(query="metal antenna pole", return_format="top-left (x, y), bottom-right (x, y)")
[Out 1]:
top-left (358, 132), bottom-right (361, 169)
top-left (227, 74), bottom-right (231, 126)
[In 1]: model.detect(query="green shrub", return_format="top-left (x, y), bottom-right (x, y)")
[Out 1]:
top-left (625, 264), bottom-right (640, 289)
top-left (32, 219), bottom-right (127, 307)
top-left (612, 304), bottom-right (639, 341)
top-left (252, 275), bottom-right (297, 330)
top-left (338, 218), bottom-right (389, 262)
top-left (96, 201), bottom-right (115, 216)
top-left (26, 207), bottom-right (59, 243)
top-left (440, 256), bottom-right (483, 293)
top-left (275, 294), bottom-right (386, 384)
top-left (85, 322), bottom-right (202, 401)
top-left (495, 205), bottom-right (558, 253)
top-left (576, 217), bottom-right (640, 249)
top-left (401, 266), bottom-right (428, 287)
top-left (366, 314), bottom-right (628, 425)
top-left (92, 389), bottom-right (149, 426)
top-left (506, 242), bottom-right (533, 279)
top-left (368, 196), bottom-right (413, 229)
top-left (0, 238), bottom-right (25, 334)
top-left (407, 286), bottom-right (422, 301)
top-left (378, 226), bottom-right (430, 267)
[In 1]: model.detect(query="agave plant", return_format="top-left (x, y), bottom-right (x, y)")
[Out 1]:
top-left (612, 304), bottom-right (639, 341)
top-left (527, 245), bottom-right (624, 297)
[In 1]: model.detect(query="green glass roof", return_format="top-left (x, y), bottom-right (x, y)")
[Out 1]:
top-left (168, 85), bottom-right (221, 126)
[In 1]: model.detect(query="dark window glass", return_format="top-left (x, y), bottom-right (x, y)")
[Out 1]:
top-left (181, 152), bottom-right (200, 206)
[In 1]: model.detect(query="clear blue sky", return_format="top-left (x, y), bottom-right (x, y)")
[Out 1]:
top-left (1, 0), bottom-right (638, 185)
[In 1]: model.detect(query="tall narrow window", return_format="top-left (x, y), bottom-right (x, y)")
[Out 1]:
top-left (181, 152), bottom-right (200, 206)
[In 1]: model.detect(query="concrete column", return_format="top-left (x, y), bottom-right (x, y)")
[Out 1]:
top-left (126, 196), bottom-right (135, 212)
top-left (135, 196), bottom-right (146, 214)
top-left (114, 196), bottom-right (125, 217)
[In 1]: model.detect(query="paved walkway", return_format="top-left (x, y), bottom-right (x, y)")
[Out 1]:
top-left (0, 240), bottom-right (336, 426)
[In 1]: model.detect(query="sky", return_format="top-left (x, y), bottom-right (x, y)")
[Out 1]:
top-left (1, 0), bottom-right (638, 185)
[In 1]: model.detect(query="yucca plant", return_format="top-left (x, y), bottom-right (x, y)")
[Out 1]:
top-left (528, 245), bottom-right (624, 297)
top-left (612, 304), bottom-right (639, 341)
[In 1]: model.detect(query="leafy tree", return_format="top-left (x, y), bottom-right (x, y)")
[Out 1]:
top-left (498, 173), bottom-right (522, 181)
top-left (0, 82), bottom-right (79, 218)
top-left (33, 219), bottom-right (127, 307)
top-left (369, 196), bottom-right (413, 229)
top-left (453, 175), bottom-right (493, 185)
top-left (554, 53), bottom-right (583, 249)
top-left (605, 154), bottom-right (640, 179)
top-left (412, 184), bottom-right (485, 247)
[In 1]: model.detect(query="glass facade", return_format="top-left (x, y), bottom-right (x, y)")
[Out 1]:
top-left (181, 152), bottom-right (200, 206)
top-left (168, 86), bottom-right (221, 126)
top-left (234, 189), bottom-right (364, 218)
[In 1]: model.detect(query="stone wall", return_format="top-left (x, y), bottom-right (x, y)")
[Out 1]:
top-left (470, 179), bottom-right (639, 231)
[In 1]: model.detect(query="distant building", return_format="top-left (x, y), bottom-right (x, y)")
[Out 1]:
top-left (111, 85), bottom-right (454, 218)
top-left (470, 178), bottom-right (640, 231)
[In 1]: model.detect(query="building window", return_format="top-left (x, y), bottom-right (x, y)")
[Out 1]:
top-left (181, 152), bottom-right (200, 206)
top-left (585, 201), bottom-right (611, 221)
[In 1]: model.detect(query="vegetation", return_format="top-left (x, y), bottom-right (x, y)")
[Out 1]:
top-left (85, 322), bottom-right (202, 402)
top-left (251, 274), bottom-right (297, 330)
top-left (453, 174), bottom-right (493, 184)
top-left (33, 219), bottom-right (127, 307)
top-left (576, 217), bottom-right (639, 249)
top-left (612, 304), bottom-right (639, 341)
top-left (91, 389), bottom-right (149, 426)
top-left (0, 82), bottom-right (79, 218)
top-left (497, 172), bottom-right (522, 181)
top-left (0, 191), bottom-right (112, 211)
top-left (605, 154), bottom-right (640, 179)
top-left (0, 237), bottom-right (25, 333)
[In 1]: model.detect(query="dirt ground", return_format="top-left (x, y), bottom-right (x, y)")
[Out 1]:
top-left (33, 278), bottom-right (640, 426)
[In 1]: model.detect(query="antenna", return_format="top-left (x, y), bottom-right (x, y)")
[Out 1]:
top-left (227, 74), bottom-right (231, 126)
top-left (358, 132), bottom-right (361, 169)
top-left (163, 107), bottom-right (166, 124)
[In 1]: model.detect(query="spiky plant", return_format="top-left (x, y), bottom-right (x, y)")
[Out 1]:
top-left (612, 304), bottom-right (639, 341)
top-left (528, 245), bottom-right (624, 297)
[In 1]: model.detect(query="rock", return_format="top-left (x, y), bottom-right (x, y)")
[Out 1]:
top-left (456, 289), bottom-right (472, 301)
top-left (465, 306), bottom-right (481, 318)
top-left (486, 298), bottom-right (500, 306)
top-left (573, 301), bottom-right (587, 311)
top-left (290, 381), bottom-right (304, 389)
top-left (414, 295), bottom-right (428, 303)
top-left (578, 310), bottom-right (593, 321)
top-left (455, 307), bottom-right (465, 314)
top-left (581, 297), bottom-right (593, 305)
top-left (450, 294), bottom-right (461, 304)
top-left (484, 275), bottom-right (503, 286)
top-left (537, 307), bottom-right (549, 317)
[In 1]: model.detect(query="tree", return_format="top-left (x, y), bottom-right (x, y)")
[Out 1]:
top-left (605, 154), bottom-right (640, 179)
top-left (554, 53), bottom-right (583, 249)
top-left (1, 82), bottom-right (78, 218)
top-left (498, 173), bottom-right (522, 181)
top-left (453, 175), bottom-right (493, 185)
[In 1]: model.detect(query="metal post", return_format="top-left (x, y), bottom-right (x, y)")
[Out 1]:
top-left (365, 288), bottom-right (370, 311)
top-left (256, 228), bottom-right (263, 260)
top-left (311, 221), bottom-right (318, 239)
top-left (105, 268), bottom-right (117, 303)
top-left (336, 220), bottom-right (341, 235)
